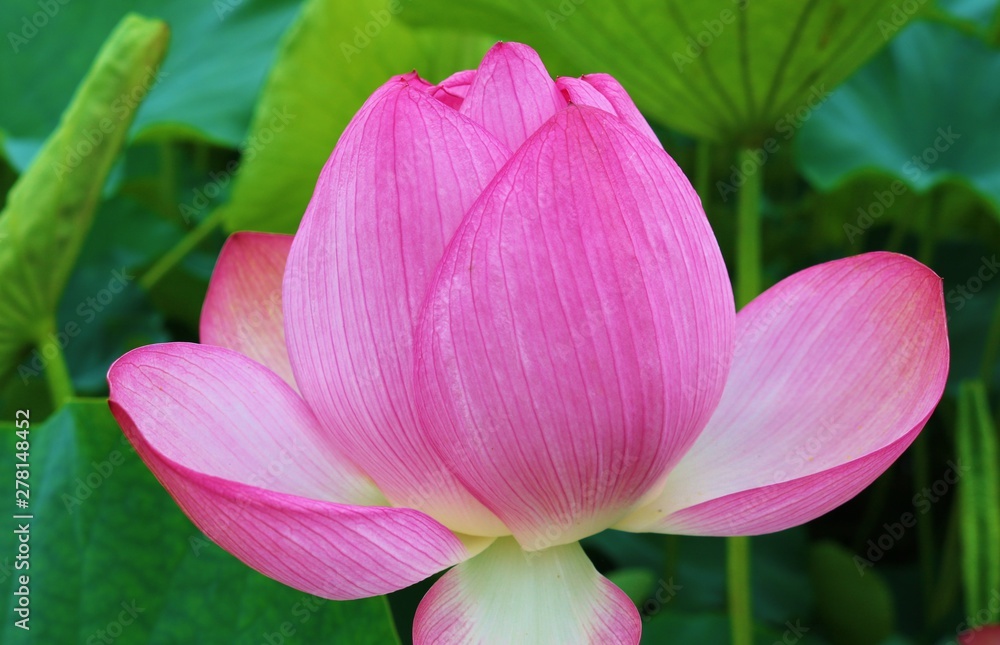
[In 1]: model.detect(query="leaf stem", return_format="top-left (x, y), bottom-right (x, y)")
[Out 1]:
top-left (727, 536), bottom-right (753, 645)
top-left (729, 146), bottom-right (763, 645)
top-left (139, 207), bottom-right (225, 291)
top-left (735, 147), bottom-right (762, 308)
top-left (37, 318), bottom-right (74, 408)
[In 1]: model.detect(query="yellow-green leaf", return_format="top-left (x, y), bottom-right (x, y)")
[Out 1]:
top-left (0, 14), bottom-right (169, 379)
top-left (221, 0), bottom-right (492, 233)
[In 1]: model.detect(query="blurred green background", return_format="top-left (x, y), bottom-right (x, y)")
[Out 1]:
top-left (1, 0), bottom-right (999, 643)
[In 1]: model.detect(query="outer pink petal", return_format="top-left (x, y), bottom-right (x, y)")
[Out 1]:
top-left (109, 343), bottom-right (378, 503)
top-left (415, 106), bottom-right (734, 550)
top-left (616, 253), bottom-right (949, 535)
top-left (580, 73), bottom-right (660, 146)
top-left (459, 42), bottom-right (566, 150)
top-left (108, 343), bottom-right (483, 599)
top-left (200, 232), bottom-right (295, 388)
top-left (433, 69), bottom-right (476, 110)
top-left (283, 76), bottom-right (511, 536)
top-left (413, 538), bottom-right (640, 644)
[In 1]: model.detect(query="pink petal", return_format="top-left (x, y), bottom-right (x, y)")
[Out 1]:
top-left (616, 253), bottom-right (949, 535)
top-left (960, 625), bottom-right (1000, 645)
top-left (415, 106), bottom-right (734, 549)
top-left (109, 343), bottom-right (377, 503)
top-left (413, 538), bottom-right (640, 644)
top-left (380, 71), bottom-right (436, 96)
top-left (459, 42), bottom-right (566, 150)
top-left (580, 74), bottom-right (660, 146)
top-left (283, 76), bottom-right (511, 536)
top-left (433, 69), bottom-right (476, 110)
top-left (555, 76), bottom-right (615, 112)
top-left (200, 232), bottom-right (295, 388)
top-left (108, 343), bottom-right (485, 599)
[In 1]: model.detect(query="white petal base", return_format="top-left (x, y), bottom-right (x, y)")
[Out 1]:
top-left (414, 538), bottom-right (639, 644)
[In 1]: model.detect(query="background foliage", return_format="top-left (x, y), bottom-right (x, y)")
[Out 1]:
top-left (1, 0), bottom-right (999, 643)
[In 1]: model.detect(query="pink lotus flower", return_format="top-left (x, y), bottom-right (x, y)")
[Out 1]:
top-left (108, 42), bottom-right (949, 643)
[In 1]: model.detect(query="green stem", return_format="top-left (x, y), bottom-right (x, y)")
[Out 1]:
top-left (728, 146), bottom-right (762, 645)
top-left (727, 536), bottom-right (753, 645)
top-left (139, 207), bottom-right (225, 291)
top-left (37, 318), bottom-right (74, 408)
top-left (735, 147), bottom-right (762, 308)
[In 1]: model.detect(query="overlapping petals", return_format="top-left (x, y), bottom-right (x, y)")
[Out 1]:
top-left (415, 105), bottom-right (734, 550)
top-left (200, 232), bottom-right (295, 387)
top-left (283, 73), bottom-right (511, 536)
top-left (616, 253), bottom-right (949, 535)
top-left (458, 42), bottom-right (566, 150)
top-left (556, 74), bottom-right (661, 146)
top-left (108, 345), bottom-right (487, 599)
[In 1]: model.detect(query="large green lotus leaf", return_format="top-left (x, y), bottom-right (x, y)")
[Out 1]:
top-left (221, 0), bottom-right (496, 233)
top-left (0, 400), bottom-right (400, 644)
top-left (399, 0), bottom-right (917, 143)
top-left (0, 0), bottom-right (302, 169)
top-left (795, 21), bottom-right (1000, 217)
top-left (0, 14), bottom-right (168, 382)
